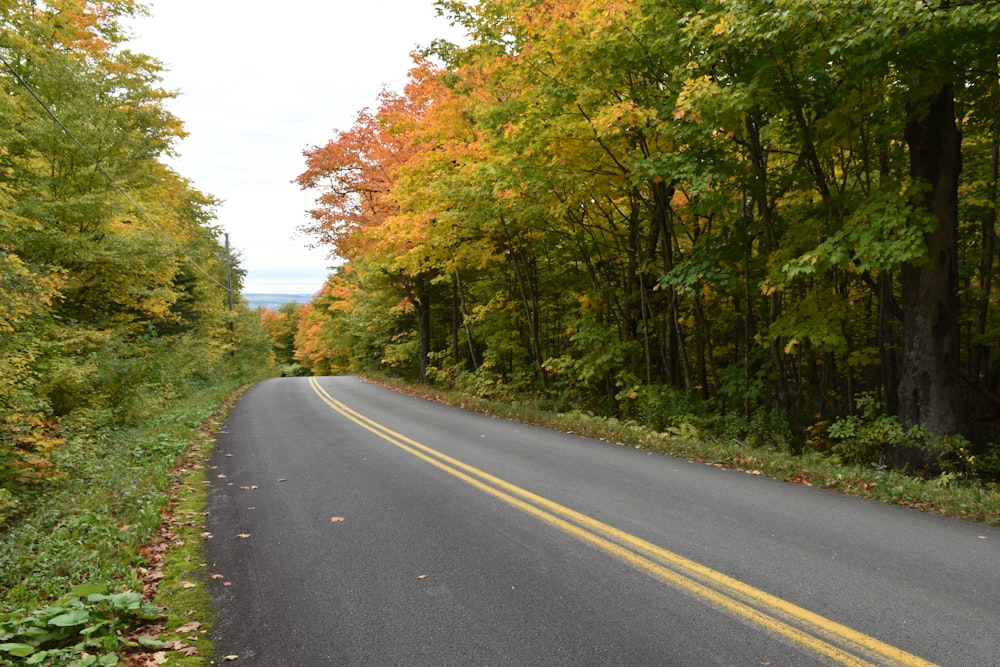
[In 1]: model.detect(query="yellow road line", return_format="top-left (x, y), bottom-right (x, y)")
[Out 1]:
top-left (308, 377), bottom-right (938, 667)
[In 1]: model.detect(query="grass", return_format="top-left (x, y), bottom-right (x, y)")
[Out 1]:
top-left (367, 376), bottom-right (1000, 527)
top-left (134, 424), bottom-right (220, 666)
top-left (0, 377), bottom-right (257, 666)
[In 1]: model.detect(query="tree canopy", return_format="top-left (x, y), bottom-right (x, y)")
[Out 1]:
top-left (295, 0), bottom-right (999, 474)
top-left (1, 0), bottom-right (269, 517)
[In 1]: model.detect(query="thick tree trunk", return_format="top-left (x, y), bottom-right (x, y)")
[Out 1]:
top-left (897, 82), bottom-right (964, 460)
top-left (412, 276), bottom-right (431, 383)
top-left (974, 130), bottom-right (998, 382)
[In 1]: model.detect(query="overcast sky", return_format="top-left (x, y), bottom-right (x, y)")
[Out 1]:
top-left (128, 1), bottom-right (461, 295)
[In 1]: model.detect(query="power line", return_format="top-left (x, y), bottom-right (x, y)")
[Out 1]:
top-left (0, 53), bottom-right (233, 295)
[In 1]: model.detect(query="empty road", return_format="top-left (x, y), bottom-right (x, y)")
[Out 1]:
top-left (206, 376), bottom-right (1000, 666)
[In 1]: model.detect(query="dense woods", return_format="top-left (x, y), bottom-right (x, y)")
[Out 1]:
top-left (0, 1), bottom-right (269, 526)
top-left (290, 0), bottom-right (1000, 477)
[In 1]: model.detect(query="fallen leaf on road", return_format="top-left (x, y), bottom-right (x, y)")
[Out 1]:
top-left (225, 453), bottom-right (233, 457)
top-left (235, 533), bottom-right (251, 539)
top-left (330, 516), bottom-right (345, 522)
top-left (217, 474), bottom-right (226, 479)
top-left (417, 574), bottom-right (427, 580)
top-left (200, 532), bottom-right (213, 540)
top-left (239, 485), bottom-right (258, 490)
top-left (223, 655), bottom-right (239, 662)
top-left (979, 535), bottom-right (988, 539)
top-left (210, 573), bottom-right (224, 580)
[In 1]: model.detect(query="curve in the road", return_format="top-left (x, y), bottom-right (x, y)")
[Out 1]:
top-left (307, 377), bottom-right (936, 667)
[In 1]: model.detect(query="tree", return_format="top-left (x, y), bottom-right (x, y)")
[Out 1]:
top-left (1, 0), bottom-right (255, 450)
top-left (295, 0), bottom-right (1000, 469)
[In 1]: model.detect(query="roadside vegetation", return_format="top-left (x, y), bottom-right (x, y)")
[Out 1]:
top-left (366, 375), bottom-right (1000, 527)
top-left (0, 357), bottom-right (271, 666)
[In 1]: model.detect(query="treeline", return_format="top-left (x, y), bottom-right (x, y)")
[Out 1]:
top-left (286, 0), bottom-right (999, 476)
top-left (1, 1), bottom-right (270, 524)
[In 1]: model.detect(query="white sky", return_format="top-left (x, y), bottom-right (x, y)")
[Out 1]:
top-left (127, 1), bottom-right (461, 295)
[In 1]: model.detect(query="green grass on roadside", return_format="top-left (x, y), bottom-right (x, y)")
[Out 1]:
top-left (368, 376), bottom-right (1000, 527)
top-left (0, 377), bottom-right (257, 666)
top-left (139, 431), bottom-right (219, 667)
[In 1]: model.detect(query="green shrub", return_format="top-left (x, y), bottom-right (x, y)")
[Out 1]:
top-left (826, 395), bottom-right (928, 467)
top-left (709, 409), bottom-right (793, 451)
top-left (616, 384), bottom-right (712, 432)
top-left (0, 583), bottom-right (163, 666)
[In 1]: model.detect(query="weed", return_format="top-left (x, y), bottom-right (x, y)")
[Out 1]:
top-left (0, 583), bottom-right (163, 665)
top-left (0, 374), bottom-right (261, 665)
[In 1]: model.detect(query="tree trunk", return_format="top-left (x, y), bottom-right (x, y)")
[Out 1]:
top-left (897, 82), bottom-right (964, 459)
top-left (974, 127), bottom-right (998, 383)
top-left (412, 276), bottom-right (431, 383)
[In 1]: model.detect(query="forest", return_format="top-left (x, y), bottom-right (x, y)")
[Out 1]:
top-left (0, 1), bottom-right (270, 527)
top-left (279, 0), bottom-right (1000, 479)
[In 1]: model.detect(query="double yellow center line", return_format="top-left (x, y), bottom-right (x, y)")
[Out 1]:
top-left (309, 377), bottom-right (937, 667)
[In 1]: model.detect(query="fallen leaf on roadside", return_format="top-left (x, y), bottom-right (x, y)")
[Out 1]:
top-left (176, 622), bottom-right (201, 634)
top-left (181, 581), bottom-right (196, 589)
top-left (330, 516), bottom-right (345, 522)
top-left (235, 533), bottom-right (251, 539)
top-left (200, 532), bottom-right (213, 540)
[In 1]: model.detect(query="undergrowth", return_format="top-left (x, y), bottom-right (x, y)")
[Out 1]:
top-left (0, 377), bottom-right (260, 666)
top-left (369, 375), bottom-right (1000, 527)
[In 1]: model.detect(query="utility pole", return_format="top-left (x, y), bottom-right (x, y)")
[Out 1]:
top-left (225, 232), bottom-right (234, 312)
top-left (225, 233), bottom-right (235, 356)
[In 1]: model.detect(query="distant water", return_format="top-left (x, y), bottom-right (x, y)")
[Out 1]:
top-left (242, 293), bottom-right (313, 311)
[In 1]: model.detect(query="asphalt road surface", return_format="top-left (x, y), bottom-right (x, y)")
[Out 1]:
top-left (206, 376), bottom-right (1000, 666)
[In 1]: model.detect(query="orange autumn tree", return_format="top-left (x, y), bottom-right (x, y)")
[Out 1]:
top-left (293, 267), bottom-right (366, 376)
top-left (298, 58), bottom-right (453, 381)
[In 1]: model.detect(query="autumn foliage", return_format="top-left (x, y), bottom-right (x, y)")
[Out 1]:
top-left (0, 1), bottom-right (270, 523)
top-left (294, 0), bottom-right (1000, 474)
